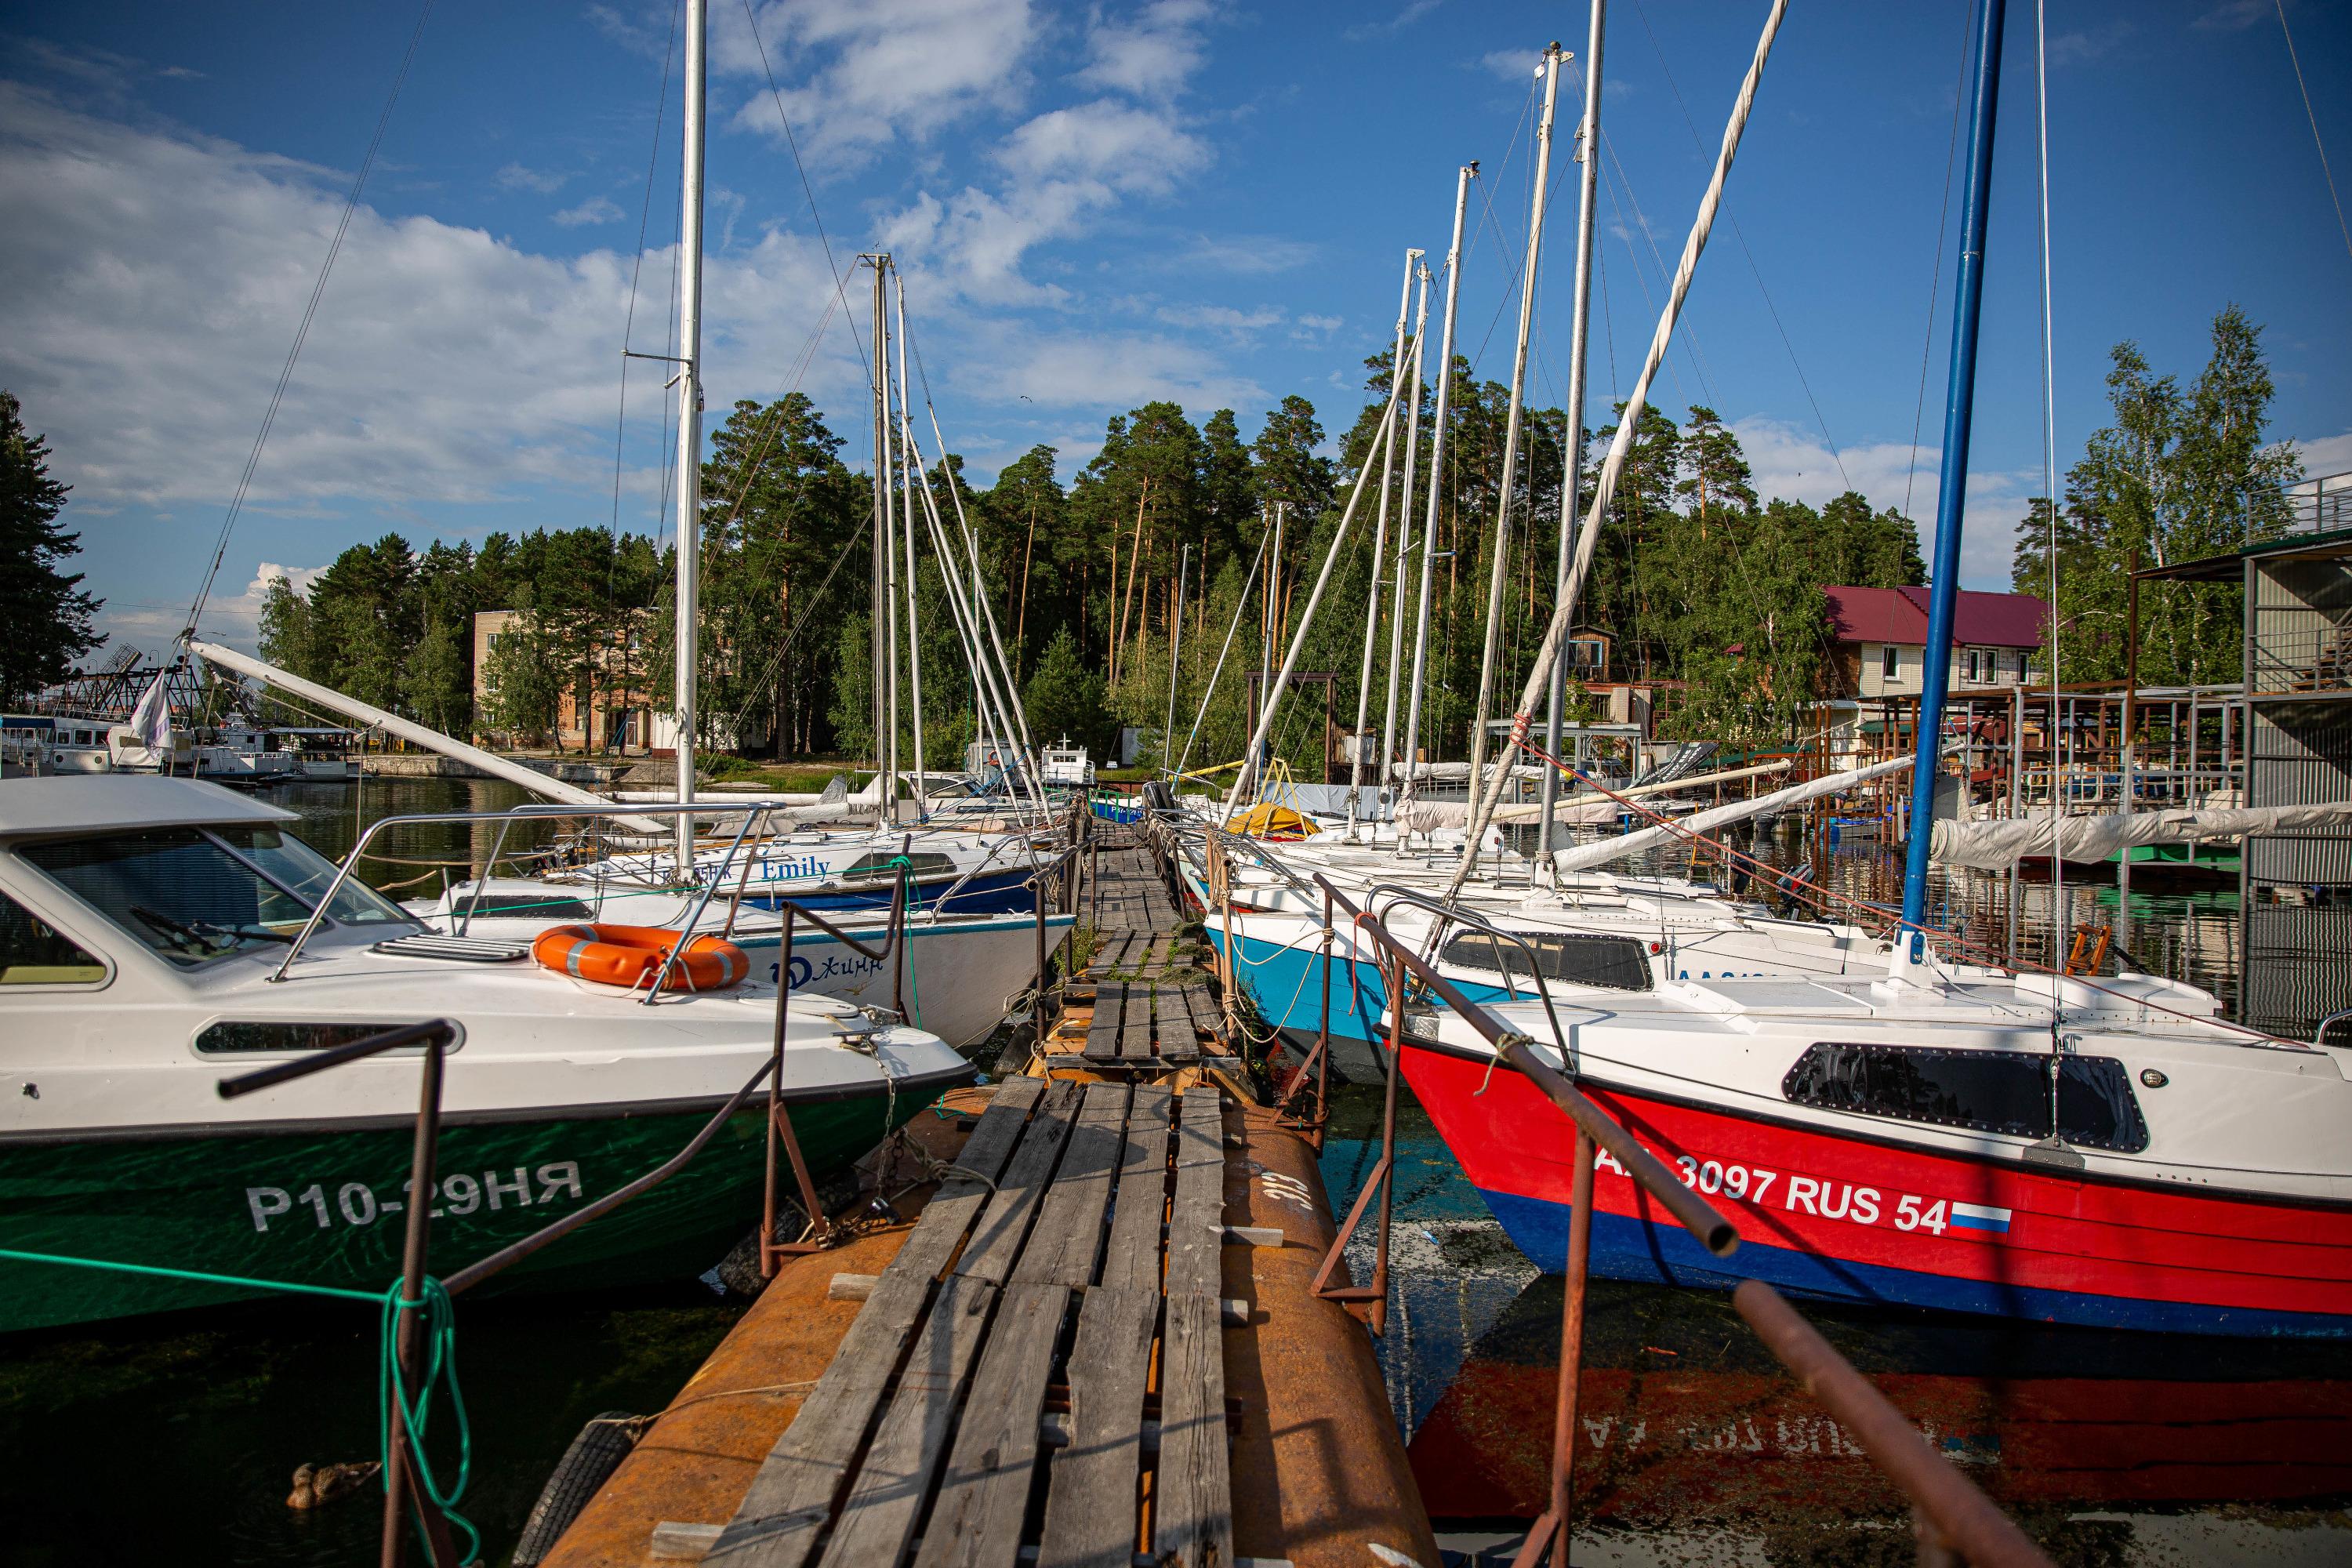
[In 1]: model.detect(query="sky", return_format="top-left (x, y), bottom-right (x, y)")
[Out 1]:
top-left (3, 0), bottom-right (2348, 656)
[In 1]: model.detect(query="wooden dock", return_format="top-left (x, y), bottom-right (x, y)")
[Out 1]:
top-left (536, 825), bottom-right (1432, 1568)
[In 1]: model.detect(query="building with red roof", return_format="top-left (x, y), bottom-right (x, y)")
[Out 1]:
top-left (1821, 584), bottom-right (2048, 699)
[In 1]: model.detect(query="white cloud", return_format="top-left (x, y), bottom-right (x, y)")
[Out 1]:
top-left (1076, 0), bottom-right (1219, 98)
top-left (2290, 430), bottom-right (2352, 480)
top-left (2192, 0), bottom-right (2268, 31)
top-left (1478, 48), bottom-right (1541, 82)
top-left (949, 322), bottom-right (1265, 416)
top-left (1731, 416), bottom-right (2033, 590)
top-left (1156, 302), bottom-right (1283, 339)
top-left (1345, 0), bottom-right (1445, 44)
top-left (552, 195), bottom-right (625, 227)
top-left (883, 99), bottom-right (1210, 304)
top-left (1171, 233), bottom-right (1315, 274)
top-left (0, 84), bottom-right (866, 524)
top-left (1294, 314), bottom-right (1342, 332)
top-left (494, 162), bottom-right (569, 194)
top-left (720, 0), bottom-right (1039, 171)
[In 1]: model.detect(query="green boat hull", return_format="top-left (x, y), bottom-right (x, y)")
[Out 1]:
top-left (0, 1085), bottom-right (942, 1334)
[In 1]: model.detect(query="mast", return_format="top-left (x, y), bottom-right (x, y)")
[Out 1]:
top-left (670, 0), bottom-right (706, 877)
top-left (1540, 3), bottom-right (1607, 859)
top-left (1380, 263), bottom-right (1432, 793)
top-left (1348, 249), bottom-right (1423, 837)
top-left (1400, 165), bottom-right (1475, 816)
top-left (1163, 544), bottom-right (1189, 777)
top-left (867, 255), bottom-right (889, 826)
top-left (880, 260), bottom-right (902, 820)
top-left (1900, 0), bottom-right (2009, 941)
top-left (893, 270), bottom-right (926, 816)
top-left (1461, 42), bottom-right (1565, 858)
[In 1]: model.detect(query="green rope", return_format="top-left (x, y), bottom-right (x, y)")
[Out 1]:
top-left (2, 1247), bottom-right (480, 1563)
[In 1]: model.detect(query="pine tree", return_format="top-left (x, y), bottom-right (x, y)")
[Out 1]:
top-left (0, 392), bottom-right (100, 705)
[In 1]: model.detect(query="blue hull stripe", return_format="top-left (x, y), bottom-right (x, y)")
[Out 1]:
top-left (1479, 1189), bottom-right (2350, 1340)
top-left (746, 867), bottom-right (1036, 916)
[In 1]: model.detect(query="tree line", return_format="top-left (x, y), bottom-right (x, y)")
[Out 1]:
top-left (9, 300), bottom-right (2286, 764)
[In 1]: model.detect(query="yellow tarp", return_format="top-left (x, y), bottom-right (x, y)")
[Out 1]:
top-left (1224, 803), bottom-right (1319, 839)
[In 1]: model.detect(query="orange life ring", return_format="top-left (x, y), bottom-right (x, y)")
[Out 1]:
top-left (531, 924), bottom-right (750, 992)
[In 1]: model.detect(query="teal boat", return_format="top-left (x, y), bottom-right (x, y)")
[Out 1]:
top-left (0, 776), bottom-right (970, 1333)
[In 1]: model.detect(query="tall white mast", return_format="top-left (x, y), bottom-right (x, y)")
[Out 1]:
top-left (880, 259), bottom-right (902, 820)
top-left (671, 0), bottom-right (706, 877)
top-left (866, 256), bottom-right (888, 827)
top-left (1347, 249), bottom-right (1423, 837)
top-left (1540, 3), bottom-right (1607, 859)
top-left (1163, 543), bottom-right (1189, 777)
top-left (1461, 42), bottom-right (1565, 849)
top-left (892, 272), bottom-right (926, 814)
top-left (1400, 165), bottom-right (1475, 816)
top-left (1379, 263), bottom-right (1432, 795)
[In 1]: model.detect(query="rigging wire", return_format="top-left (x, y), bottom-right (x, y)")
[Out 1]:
top-left (609, 0), bottom-right (683, 554)
top-left (1622, 0), bottom-right (1849, 492)
top-left (2275, 0), bottom-right (2352, 269)
top-left (1905, 7), bottom-right (1976, 522)
top-left (183, 0), bottom-right (435, 641)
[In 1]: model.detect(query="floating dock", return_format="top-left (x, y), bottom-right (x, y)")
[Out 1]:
top-left (539, 833), bottom-right (1433, 1567)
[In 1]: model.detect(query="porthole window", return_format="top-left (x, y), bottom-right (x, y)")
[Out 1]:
top-left (1781, 1042), bottom-right (2148, 1153)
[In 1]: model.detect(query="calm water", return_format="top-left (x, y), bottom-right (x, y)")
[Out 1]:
top-left (3, 783), bottom-right (2336, 1563)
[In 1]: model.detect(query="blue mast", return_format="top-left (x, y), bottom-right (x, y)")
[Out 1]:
top-left (1902, 0), bottom-right (2009, 941)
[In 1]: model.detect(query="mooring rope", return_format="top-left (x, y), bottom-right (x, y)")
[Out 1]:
top-left (0, 1247), bottom-right (478, 1562)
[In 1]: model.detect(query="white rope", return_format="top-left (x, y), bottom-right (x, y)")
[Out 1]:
top-left (1174, 529), bottom-right (1272, 782)
top-left (1447, 0), bottom-right (1790, 898)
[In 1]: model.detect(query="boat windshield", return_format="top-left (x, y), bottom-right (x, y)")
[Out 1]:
top-left (20, 826), bottom-right (410, 967)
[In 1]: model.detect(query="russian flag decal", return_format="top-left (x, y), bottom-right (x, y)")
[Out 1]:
top-left (1951, 1202), bottom-right (2013, 1233)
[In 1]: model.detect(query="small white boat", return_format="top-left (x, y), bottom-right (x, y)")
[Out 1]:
top-left (0, 776), bottom-right (969, 1332)
top-left (403, 876), bottom-right (1074, 1049)
top-left (1040, 738), bottom-right (1096, 789)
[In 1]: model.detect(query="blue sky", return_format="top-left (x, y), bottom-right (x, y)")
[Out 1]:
top-left (3, 0), bottom-right (2347, 654)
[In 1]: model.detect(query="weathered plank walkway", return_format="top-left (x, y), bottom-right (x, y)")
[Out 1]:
top-left (1060, 840), bottom-right (1227, 1074)
top-left (705, 1073), bottom-right (1237, 1568)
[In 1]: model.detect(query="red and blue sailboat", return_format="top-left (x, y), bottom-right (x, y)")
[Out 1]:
top-left (1388, 0), bottom-right (2352, 1338)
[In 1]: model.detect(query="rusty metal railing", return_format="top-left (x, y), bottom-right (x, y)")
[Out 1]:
top-left (1301, 873), bottom-right (2054, 1568)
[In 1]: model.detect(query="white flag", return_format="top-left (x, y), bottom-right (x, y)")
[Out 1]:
top-left (129, 670), bottom-right (173, 753)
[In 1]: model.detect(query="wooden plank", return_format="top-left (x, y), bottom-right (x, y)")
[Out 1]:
top-left (1152, 1292), bottom-right (1233, 1568)
top-left (1098, 1086), bottom-right (1171, 1294)
top-left (1082, 982), bottom-right (1124, 1058)
top-left (1033, 1287), bottom-right (1160, 1568)
top-left (1117, 981), bottom-right (1154, 1059)
top-left (910, 1283), bottom-right (1071, 1568)
top-left (707, 1266), bottom-right (937, 1568)
top-left (1012, 1083), bottom-right (1131, 1287)
top-left (893, 1075), bottom-right (1044, 1283)
top-left (1162, 1091), bottom-right (1225, 1298)
top-left (816, 1276), bottom-right (1000, 1568)
top-left (954, 1077), bottom-right (1080, 1286)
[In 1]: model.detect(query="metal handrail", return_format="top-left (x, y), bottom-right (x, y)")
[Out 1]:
top-left (270, 800), bottom-right (786, 984)
top-left (1306, 871), bottom-right (2053, 1567)
top-left (1358, 880), bottom-right (1575, 1066)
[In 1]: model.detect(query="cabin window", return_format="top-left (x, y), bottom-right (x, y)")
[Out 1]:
top-left (210, 826), bottom-right (410, 926)
top-left (1780, 1043), bottom-right (2149, 1153)
top-left (194, 1021), bottom-right (413, 1055)
top-left (22, 826), bottom-right (407, 967)
top-left (839, 850), bottom-right (956, 884)
top-left (1439, 931), bottom-right (1653, 992)
top-left (0, 889), bottom-right (106, 985)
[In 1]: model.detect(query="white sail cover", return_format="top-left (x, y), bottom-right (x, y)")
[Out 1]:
top-left (1544, 752), bottom-right (1919, 874)
top-left (1929, 801), bottom-right (2352, 870)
